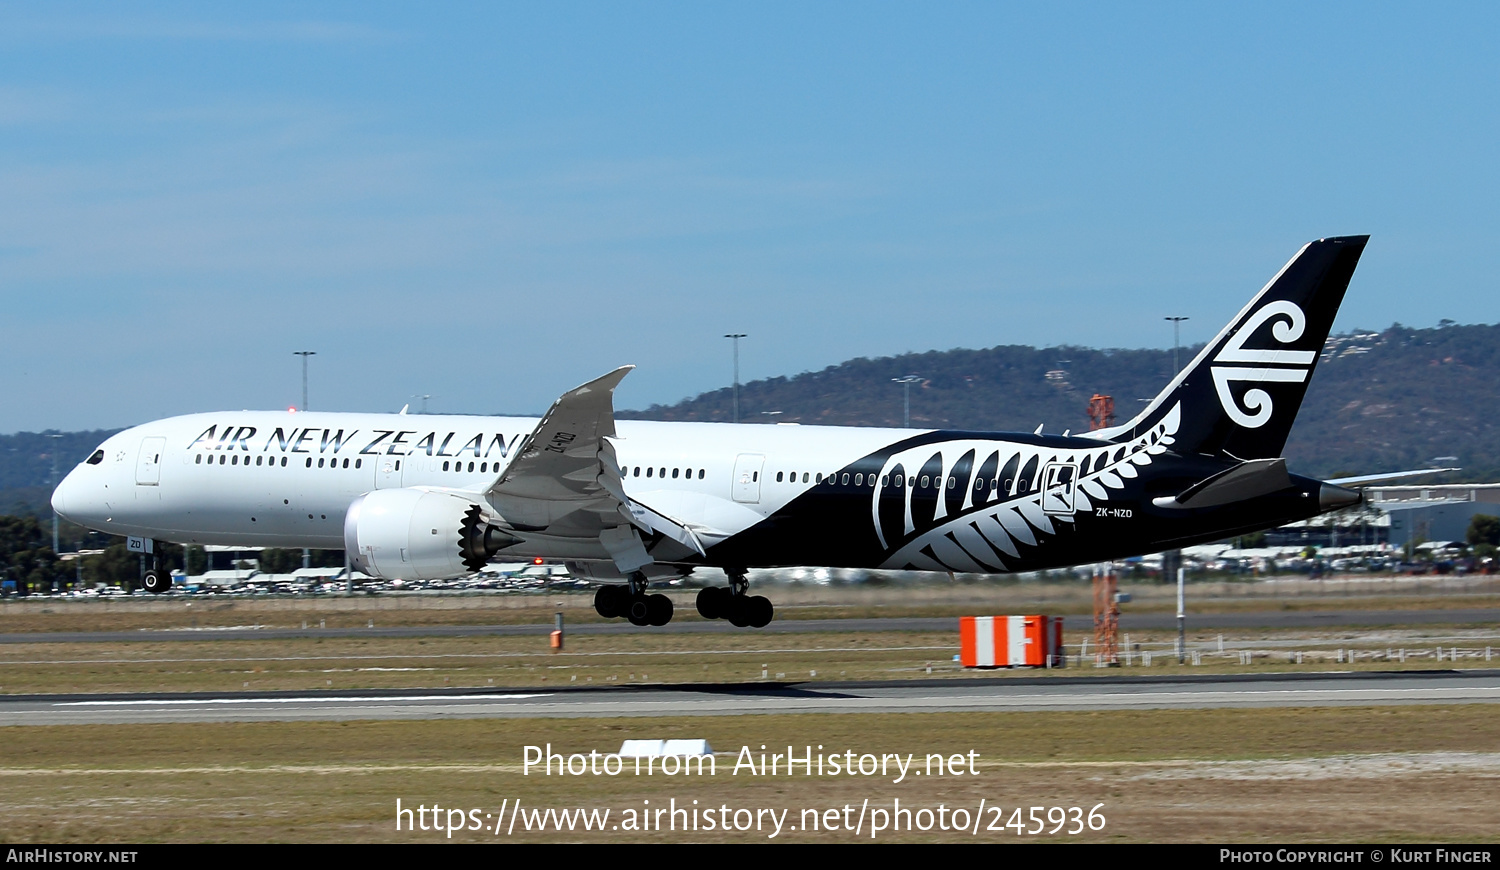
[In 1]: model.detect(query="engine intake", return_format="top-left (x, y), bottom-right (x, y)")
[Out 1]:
top-left (344, 489), bottom-right (515, 581)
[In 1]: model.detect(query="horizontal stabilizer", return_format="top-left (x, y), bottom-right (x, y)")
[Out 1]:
top-left (1327, 467), bottom-right (1460, 487)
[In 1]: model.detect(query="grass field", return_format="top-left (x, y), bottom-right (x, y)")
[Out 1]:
top-left (4, 625), bottom-right (1500, 695)
top-left (3, 706), bottom-right (1497, 842)
top-left (4, 586), bottom-right (1500, 842)
top-left (3, 578), bottom-right (1500, 634)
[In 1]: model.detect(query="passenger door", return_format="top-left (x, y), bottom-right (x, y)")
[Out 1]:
top-left (1041, 461), bottom-right (1077, 516)
top-left (732, 454), bottom-right (765, 504)
top-left (375, 455), bottom-right (405, 489)
top-left (135, 437), bottom-right (166, 499)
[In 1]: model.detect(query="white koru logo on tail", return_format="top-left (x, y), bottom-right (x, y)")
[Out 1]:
top-left (1210, 300), bottom-right (1316, 428)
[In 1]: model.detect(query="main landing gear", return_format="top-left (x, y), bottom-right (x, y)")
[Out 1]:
top-left (593, 572), bottom-right (674, 626)
top-left (695, 571), bottom-right (773, 628)
top-left (593, 571), bottom-right (774, 628)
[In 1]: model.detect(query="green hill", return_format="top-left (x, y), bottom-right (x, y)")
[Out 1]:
top-left (619, 321), bottom-right (1500, 481)
top-left (0, 430), bottom-right (121, 517)
top-left (4, 321), bottom-right (1494, 518)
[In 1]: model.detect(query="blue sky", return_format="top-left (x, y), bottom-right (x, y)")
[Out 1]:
top-left (3, 2), bottom-right (1497, 432)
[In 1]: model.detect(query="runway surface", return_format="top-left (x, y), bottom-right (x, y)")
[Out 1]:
top-left (5, 669), bottom-right (1499, 725)
top-left (3, 608), bottom-right (1498, 645)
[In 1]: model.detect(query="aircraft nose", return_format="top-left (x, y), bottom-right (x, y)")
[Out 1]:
top-left (51, 468), bottom-right (85, 523)
top-left (50, 477), bottom-right (68, 519)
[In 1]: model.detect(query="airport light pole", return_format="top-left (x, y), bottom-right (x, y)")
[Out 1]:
top-left (724, 334), bottom-right (747, 424)
top-left (1165, 317), bottom-right (1189, 378)
top-left (892, 376), bottom-right (921, 428)
top-left (1165, 317), bottom-right (1188, 662)
top-left (293, 351), bottom-right (315, 571)
top-left (49, 434), bottom-right (62, 557)
top-left (294, 351), bottom-right (316, 411)
top-left (412, 395), bottom-right (432, 414)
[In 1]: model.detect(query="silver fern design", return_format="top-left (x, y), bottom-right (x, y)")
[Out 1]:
top-left (872, 403), bottom-right (1181, 572)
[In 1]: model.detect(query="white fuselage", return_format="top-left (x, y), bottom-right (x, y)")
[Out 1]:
top-left (51, 410), bottom-right (915, 552)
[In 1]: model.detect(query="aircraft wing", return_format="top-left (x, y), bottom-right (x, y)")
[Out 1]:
top-left (484, 366), bottom-right (708, 573)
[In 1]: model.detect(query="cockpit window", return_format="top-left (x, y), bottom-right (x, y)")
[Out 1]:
top-left (86, 449), bottom-right (104, 466)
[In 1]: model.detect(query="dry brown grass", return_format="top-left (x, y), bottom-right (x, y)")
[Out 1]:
top-left (3, 706), bottom-right (1498, 842)
top-left (5, 579), bottom-right (1500, 634)
top-left (0, 631), bottom-right (957, 694)
top-left (3, 622), bottom-right (1497, 696)
top-left (5, 615), bottom-right (1500, 696)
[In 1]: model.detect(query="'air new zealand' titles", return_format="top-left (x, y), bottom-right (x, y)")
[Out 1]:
top-left (53, 235), bottom-right (1377, 628)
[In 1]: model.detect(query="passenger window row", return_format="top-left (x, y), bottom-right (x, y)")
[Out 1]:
top-left (775, 470), bottom-right (1032, 493)
top-left (194, 454), bottom-right (363, 470)
top-left (441, 461), bottom-right (496, 473)
top-left (628, 466), bottom-right (704, 480)
top-left (189, 452), bottom-right (1033, 493)
top-left (778, 470), bottom-right (880, 487)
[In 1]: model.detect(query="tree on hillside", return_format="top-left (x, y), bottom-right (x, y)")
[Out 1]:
top-left (0, 516), bottom-right (71, 594)
top-left (1468, 514), bottom-right (1500, 549)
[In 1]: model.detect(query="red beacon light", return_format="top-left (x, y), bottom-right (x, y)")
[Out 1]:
top-left (533, 557), bottom-right (544, 565)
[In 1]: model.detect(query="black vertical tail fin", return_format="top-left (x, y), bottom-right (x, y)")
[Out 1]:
top-left (1088, 235), bottom-right (1368, 460)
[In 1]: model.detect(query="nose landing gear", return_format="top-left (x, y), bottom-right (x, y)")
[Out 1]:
top-left (142, 570), bottom-right (172, 594)
top-left (141, 540), bottom-right (171, 594)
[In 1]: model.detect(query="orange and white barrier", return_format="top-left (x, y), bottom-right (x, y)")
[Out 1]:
top-left (959, 615), bottom-right (1064, 668)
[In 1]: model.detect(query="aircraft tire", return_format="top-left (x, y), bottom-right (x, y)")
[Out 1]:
top-left (726, 597), bottom-right (751, 628)
top-left (696, 586), bottom-right (726, 619)
top-left (647, 594), bottom-right (673, 626)
top-left (594, 584), bottom-right (626, 618)
top-left (748, 596), bottom-right (773, 628)
top-left (627, 596), bottom-right (652, 627)
top-left (142, 571), bottom-right (171, 595)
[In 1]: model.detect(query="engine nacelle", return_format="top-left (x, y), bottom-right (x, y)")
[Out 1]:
top-left (344, 488), bottom-right (508, 581)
